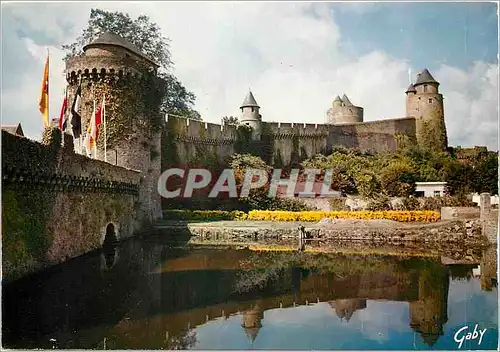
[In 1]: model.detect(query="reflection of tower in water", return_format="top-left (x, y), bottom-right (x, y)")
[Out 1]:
top-left (328, 299), bottom-right (367, 322)
top-left (409, 264), bottom-right (449, 347)
top-left (480, 246), bottom-right (498, 291)
top-left (101, 245), bottom-right (119, 270)
top-left (242, 302), bottom-right (264, 344)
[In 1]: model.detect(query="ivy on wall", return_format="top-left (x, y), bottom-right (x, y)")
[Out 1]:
top-left (82, 69), bottom-right (165, 149)
top-left (417, 111), bottom-right (448, 152)
top-left (2, 127), bottom-right (139, 282)
top-left (2, 189), bottom-right (54, 281)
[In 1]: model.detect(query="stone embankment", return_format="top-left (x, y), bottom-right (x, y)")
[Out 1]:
top-left (155, 218), bottom-right (492, 245)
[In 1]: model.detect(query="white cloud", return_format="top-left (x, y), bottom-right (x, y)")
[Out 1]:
top-left (438, 61), bottom-right (498, 150)
top-left (1, 2), bottom-right (498, 150)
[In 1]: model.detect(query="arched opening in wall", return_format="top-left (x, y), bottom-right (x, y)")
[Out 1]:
top-left (103, 223), bottom-right (118, 246)
top-left (428, 98), bottom-right (432, 103)
top-left (424, 85), bottom-right (428, 93)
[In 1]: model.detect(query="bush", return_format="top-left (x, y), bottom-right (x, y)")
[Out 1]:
top-left (328, 197), bottom-right (350, 211)
top-left (367, 195), bottom-right (391, 211)
top-left (163, 210), bottom-right (247, 221)
top-left (268, 197), bottom-right (312, 212)
top-left (401, 197), bottom-right (420, 210)
top-left (419, 196), bottom-right (475, 211)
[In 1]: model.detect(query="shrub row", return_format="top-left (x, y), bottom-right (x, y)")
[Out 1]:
top-left (163, 209), bottom-right (440, 222)
top-left (163, 209), bottom-right (246, 221)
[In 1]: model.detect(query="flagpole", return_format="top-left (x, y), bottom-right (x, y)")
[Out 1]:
top-left (93, 100), bottom-right (97, 159)
top-left (79, 75), bottom-right (83, 155)
top-left (47, 47), bottom-right (50, 128)
top-left (103, 95), bottom-right (107, 163)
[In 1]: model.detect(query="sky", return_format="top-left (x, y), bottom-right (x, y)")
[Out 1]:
top-left (1, 2), bottom-right (499, 150)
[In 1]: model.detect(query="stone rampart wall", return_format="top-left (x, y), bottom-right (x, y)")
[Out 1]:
top-left (2, 129), bottom-right (142, 282)
top-left (161, 116), bottom-right (418, 168)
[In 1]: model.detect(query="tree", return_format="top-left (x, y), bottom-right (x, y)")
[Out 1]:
top-left (62, 8), bottom-right (201, 120)
top-left (230, 153), bottom-right (273, 211)
top-left (222, 116), bottom-right (239, 125)
top-left (472, 154), bottom-right (499, 195)
top-left (380, 161), bottom-right (418, 197)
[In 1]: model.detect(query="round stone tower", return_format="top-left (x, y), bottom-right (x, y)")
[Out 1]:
top-left (239, 91), bottom-right (262, 140)
top-left (326, 94), bottom-right (364, 124)
top-left (65, 32), bottom-right (164, 227)
top-left (406, 68), bottom-right (448, 151)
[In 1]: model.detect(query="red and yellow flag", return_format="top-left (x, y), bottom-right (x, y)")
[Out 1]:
top-left (39, 55), bottom-right (49, 127)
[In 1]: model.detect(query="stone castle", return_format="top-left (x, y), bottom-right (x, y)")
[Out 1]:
top-left (65, 32), bottom-right (448, 172)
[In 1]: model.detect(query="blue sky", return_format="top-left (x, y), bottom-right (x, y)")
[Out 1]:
top-left (335, 2), bottom-right (498, 70)
top-left (1, 2), bottom-right (498, 149)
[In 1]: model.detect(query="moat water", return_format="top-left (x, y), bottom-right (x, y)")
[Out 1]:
top-left (2, 235), bottom-right (498, 350)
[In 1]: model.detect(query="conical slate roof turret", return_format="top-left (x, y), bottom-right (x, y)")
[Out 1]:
top-left (414, 69), bottom-right (439, 86)
top-left (83, 32), bottom-right (158, 67)
top-left (333, 95), bottom-right (343, 103)
top-left (342, 94), bottom-right (353, 106)
top-left (240, 91), bottom-right (260, 109)
top-left (406, 83), bottom-right (416, 93)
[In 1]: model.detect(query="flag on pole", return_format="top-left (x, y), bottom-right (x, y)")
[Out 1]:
top-left (58, 89), bottom-right (69, 131)
top-left (84, 100), bottom-right (95, 156)
top-left (71, 81), bottom-right (82, 138)
top-left (39, 54), bottom-right (49, 128)
top-left (103, 95), bottom-right (107, 162)
top-left (92, 97), bottom-right (103, 146)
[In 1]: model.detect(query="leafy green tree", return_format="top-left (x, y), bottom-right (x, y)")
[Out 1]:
top-left (380, 161), bottom-right (418, 197)
top-left (222, 116), bottom-right (239, 126)
top-left (439, 159), bottom-right (474, 196)
top-left (472, 153), bottom-right (499, 195)
top-left (62, 8), bottom-right (201, 119)
top-left (354, 171), bottom-right (381, 198)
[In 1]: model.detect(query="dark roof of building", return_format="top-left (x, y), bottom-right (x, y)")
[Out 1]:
top-left (240, 91), bottom-right (260, 108)
top-left (83, 32), bottom-right (158, 67)
top-left (333, 95), bottom-right (343, 103)
top-left (342, 94), bottom-right (353, 106)
top-left (406, 83), bottom-right (416, 93)
top-left (414, 68), bottom-right (439, 86)
top-left (2, 123), bottom-right (24, 136)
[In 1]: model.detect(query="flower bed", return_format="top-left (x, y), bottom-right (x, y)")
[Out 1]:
top-left (246, 210), bottom-right (440, 222)
top-left (163, 209), bottom-right (440, 222)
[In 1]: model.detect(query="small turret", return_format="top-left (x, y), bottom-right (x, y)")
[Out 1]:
top-left (332, 95), bottom-right (343, 108)
top-left (405, 83), bottom-right (416, 94)
top-left (342, 94), bottom-right (353, 106)
top-left (239, 91), bottom-right (262, 140)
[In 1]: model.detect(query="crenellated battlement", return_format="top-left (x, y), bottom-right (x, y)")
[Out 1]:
top-left (65, 67), bottom-right (146, 85)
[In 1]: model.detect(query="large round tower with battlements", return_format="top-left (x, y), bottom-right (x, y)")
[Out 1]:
top-left (406, 68), bottom-right (448, 151)
top-left (326, 94), bottom-right (364, 124)
top-left (65, 32), bottom-right (164, 227)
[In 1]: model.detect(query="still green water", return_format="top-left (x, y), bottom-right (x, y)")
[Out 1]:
top-left (2, 235), bottom-right (498, 350)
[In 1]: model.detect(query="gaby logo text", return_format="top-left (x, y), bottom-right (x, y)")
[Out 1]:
top-left (453, 324), bottom-right (487, 349)
top-left (157, 168), bottom-right (341, 199)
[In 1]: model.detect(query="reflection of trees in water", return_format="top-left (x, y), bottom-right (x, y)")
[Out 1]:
top-left (448, 265), bottom-right (475, 281)
top-left (234, 252), bottom-right (433, 293)
top-left (235, 252), bottom-right (300, 293)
